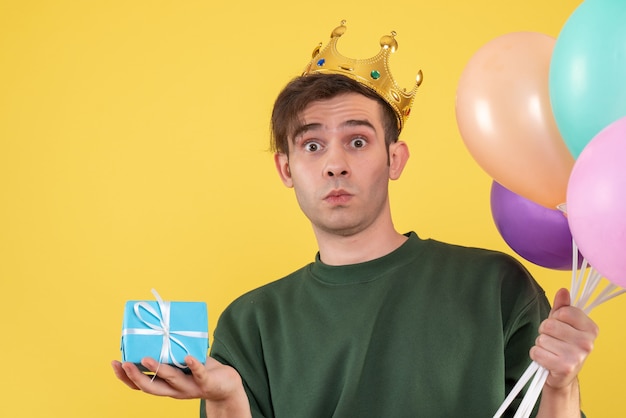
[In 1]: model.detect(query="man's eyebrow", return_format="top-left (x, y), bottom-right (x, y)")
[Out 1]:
top-left (341, 119), bottom-right (376, 131)
top-left (292, 123), bottom-right (322, 141)
top-left (291, 119), bottom-right (376, 142)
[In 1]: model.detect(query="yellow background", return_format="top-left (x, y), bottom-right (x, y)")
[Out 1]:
top-left (1, 0), bottom-right (623, 416)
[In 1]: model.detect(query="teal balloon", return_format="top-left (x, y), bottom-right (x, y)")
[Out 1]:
top-left (549, 0), bottom-right (626, 158)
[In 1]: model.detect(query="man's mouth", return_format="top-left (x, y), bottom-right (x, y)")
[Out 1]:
top-left (324, 189), bottom-right (352, 205)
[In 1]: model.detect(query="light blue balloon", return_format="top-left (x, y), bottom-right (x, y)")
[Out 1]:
top-left (549, 0), bottom-right (626, 158)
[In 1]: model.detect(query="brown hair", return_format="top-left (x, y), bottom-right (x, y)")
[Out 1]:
top-left (270, 73), bottom-right (399, 155)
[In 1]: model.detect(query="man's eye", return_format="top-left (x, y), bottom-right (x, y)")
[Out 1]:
top-left (304, 142), bottom-right (320, 152)
top-left (351, 138), bottom-right (366, 148)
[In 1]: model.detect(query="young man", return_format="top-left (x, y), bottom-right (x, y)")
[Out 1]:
top-left (113, 22), bottom-right (598, 417)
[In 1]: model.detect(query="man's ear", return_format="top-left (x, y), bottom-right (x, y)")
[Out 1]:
top-left (274, 152), bottom-right (294, 188)
top-left (388, 141), bottom-right (410, 180)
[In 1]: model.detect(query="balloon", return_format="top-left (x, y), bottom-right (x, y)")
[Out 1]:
top-left (490, 181), bottom-right (579, 270)
top-left (456, 32), bottom-right (574, 209)
top-left (549, 0), bottom-right (626, 158)
top-left (567, 116), bottom-right (626, 288)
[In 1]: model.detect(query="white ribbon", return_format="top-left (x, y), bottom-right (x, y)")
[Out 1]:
top-left (122, 289), bottom-right (208, 369)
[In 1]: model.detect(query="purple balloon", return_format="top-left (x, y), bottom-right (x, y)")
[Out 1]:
top-left (490, 181), bottom-right (580, 270)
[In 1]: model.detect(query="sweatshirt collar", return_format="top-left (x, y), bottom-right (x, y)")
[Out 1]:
top-left (309, 232), bottom-right (424, 285)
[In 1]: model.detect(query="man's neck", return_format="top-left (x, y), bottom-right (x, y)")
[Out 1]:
top-left (314, 224), bottom-right (407, 266)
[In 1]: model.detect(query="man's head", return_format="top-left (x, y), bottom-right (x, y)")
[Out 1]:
top-left (270, 73), bottom-right (399, 155)
top-left (272, 88), bottom-right (410, 242)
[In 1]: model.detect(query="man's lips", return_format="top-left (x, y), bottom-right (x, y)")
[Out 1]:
top-left (324, 189), bottom-right (353, 205)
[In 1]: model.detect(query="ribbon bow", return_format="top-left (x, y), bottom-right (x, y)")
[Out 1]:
top-left (122, 289), bottom-right (208, 369)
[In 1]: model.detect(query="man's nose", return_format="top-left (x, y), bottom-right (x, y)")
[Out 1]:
top-left (323, 144), bottom-right (350, 178)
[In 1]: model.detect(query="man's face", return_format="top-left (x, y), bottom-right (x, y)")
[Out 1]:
top-left (275, 93), bottom-right (403, 238)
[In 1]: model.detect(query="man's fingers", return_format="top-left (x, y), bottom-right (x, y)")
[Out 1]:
top-left (545, 288), bottom-right (598, 347)
top-left (111, 360), bottom-right (140, 390)
top-left (138, 358), bottom-right (205, 398)
top-left (186, 356), bottom-right (245, 402)
top-left (530, 288), bottom-right (600, 390)
top-left (112, 358), bottom-right (184, 398)
top-left (185, 356), bottom-right (208, 381)
top-left (550, 288), bottom-right (571, 315)
top-left (551, 306), bottom-right (599, 336)
top-left (113, 356), bottom-right (245, 403)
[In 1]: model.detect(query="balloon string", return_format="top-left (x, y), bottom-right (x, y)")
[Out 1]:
top-left (513, 366), bottom-right (549, 418)
top-left (491, 361), bottom-right (540, 418)
top-left (577, 268), bottom-right (602, 308)
top-left (570, 240), bottom-right (582, 297)
top-left (583, 284), bottom-right (626, 314)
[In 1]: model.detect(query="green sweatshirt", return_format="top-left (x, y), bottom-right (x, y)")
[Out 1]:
top-left (204, 232), bottom-right (554, 417)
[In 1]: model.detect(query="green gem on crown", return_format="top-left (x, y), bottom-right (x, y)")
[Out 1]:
top-left (370, 70), bottom-right (381, 80)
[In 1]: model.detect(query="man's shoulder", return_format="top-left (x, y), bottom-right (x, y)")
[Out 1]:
top-left (224, 263), bottom-right (312, 310)
top-left (420, 235), bottom-right (525, 269)
top-left (417, 235), bottom-right (542, 294)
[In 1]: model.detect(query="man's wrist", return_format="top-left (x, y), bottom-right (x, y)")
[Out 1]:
top-left (536, 378), bottom-right (581, 418)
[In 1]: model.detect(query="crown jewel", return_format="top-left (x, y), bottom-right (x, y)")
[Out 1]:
top-left (303, 20), bottom-right (423, 131)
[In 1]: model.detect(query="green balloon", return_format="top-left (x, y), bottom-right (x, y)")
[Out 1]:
top-left (549, 0), bottom-right (626, 158)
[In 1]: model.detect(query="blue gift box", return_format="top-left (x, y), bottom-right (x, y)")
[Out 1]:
top-left (121, 290), bottom-right (209, 370)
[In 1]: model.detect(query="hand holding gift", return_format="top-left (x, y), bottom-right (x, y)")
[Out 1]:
top-left (112, 290), bottom-right (251, 416)
top-left (112, 354), bottom-right (246, 402)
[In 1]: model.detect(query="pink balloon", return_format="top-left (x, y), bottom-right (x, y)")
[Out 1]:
top-left (567, 115), bottom-right (626, 288)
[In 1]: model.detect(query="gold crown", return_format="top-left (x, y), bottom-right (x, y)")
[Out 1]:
top-left (303, 20), bottom-right (423, 131)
